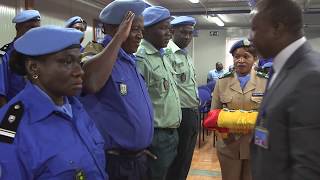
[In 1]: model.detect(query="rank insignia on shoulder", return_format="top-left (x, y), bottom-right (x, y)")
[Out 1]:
top-left (75, 169), bottom-right (86, 180)
top-left (119, 83), bottom-right (128, 96)
top-left (256, 71), bottom-right (269, 79)
top-left (252, 92), bottom-right (264, 97)
top-left (219, 71), bottom-right (234, 79)
top-left (180, 73), bottom-right (186, 82)
top-left (0, 101), bottom-right (24, 144)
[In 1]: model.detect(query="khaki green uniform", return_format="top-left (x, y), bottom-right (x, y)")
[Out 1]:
top-left (136, 39), bottom-right (181, 180)
top-left (164, 40), bottom-right (200, 180)
top-left (165, 40), bottom-right (199, 108)
top-left (81, 41), bottom-right (104, 63)
top-left (211, 70), bottom-right (268, 180)
top-left (136, 39), bottom-right (181, 128)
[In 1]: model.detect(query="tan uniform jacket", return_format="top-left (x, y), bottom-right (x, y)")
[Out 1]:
top-left (211, 70), bottom-right (267, 159)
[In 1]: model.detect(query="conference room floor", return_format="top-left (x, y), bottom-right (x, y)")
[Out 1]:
top-left (187, 132), bottom-right (222, 180)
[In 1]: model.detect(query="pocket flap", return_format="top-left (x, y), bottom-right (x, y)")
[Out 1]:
top-left (220, 95), bottom-right (232, 103)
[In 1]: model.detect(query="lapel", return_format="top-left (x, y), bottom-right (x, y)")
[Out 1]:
top-left (243, 70), bottom-right (257, 94)
top-left (229, 70), bottom-right (257, 94)
top-left (229, 74), bottom-right (243, 94)
top-left (260, 42), bottom-right (312, 109)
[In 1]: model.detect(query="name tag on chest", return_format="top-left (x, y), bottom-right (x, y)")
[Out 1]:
top-left (252, 92), bottom-right (264, 97)
top-left (254, 126), bottom-right (269, 149)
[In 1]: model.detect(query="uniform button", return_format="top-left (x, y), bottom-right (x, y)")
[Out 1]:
top-left (69, 160), bottom-right (74, 164)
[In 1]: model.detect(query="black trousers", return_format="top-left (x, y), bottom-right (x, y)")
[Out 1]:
top-left (106, 152), bottom-right (148, 180)
top-left (166, 108), bottom-right (199, 180)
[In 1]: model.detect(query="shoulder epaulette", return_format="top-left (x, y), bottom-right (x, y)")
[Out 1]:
top-left (165, 48), bottom-right (173, 54)
top-left (256, 71), bottom-right (269, 79)
top-left (0, 43), bottom-right (12, 57)
top-left (0, 101), bottom-right (24, 144)
top-left (219, 71), bottom-right (234, 79)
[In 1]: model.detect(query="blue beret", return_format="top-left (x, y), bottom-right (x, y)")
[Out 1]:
top-left (99, 0), bottom-right (146, 24)
top-left (143, 6), bottom-right (170, 27)
top-left (12, 10), bottom-right (40, 23)
top-left (14, 26), bottom-right (83, 56)
top-left (171, 16), bottom-right (196, 26)
top-left (262, 62), bottom-right (273, 69)
top-left (65, 16), bottom-right (85, 28)
top-left (229, 39), bottom-right (251, 54)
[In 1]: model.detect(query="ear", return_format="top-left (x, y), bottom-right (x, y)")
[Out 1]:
top-left (170, 27), bottom-right (175, 35)
top-left (25, 60), bottom-right (40, 77)
top-left (273, 22), bottom-right (286, 39)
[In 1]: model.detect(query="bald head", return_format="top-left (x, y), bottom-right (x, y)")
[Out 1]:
top-left (256, 0), bottom-right (303, 35)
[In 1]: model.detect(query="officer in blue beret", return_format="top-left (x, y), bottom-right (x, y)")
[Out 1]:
top-left (212, 39), bottom-right (268, 180)
top-left (0, 9), bottom-right (41, 107)
top-left (80, 1), bottom-right (154, 179)
top-left (65, 16), bottom-right (87, 52)
top-left (165, 16), bottom-right (199, 180)
top-left (136, 6), bottom-right (182, 180)
top-left (0, 26), bottom-right (107, 179)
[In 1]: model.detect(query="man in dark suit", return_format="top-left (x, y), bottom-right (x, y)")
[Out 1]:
top-left (250, 0), bottom-right (320, 179)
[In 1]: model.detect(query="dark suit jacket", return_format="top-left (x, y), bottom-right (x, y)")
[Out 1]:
top-left (251, 42), bottom-right (320, 180)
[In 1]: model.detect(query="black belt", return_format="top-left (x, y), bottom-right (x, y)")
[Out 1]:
top-left (182, 107), bottom-right (199, 112)
top-left (154, 128), bottom-right (177, 134)
top-left (106, 149), bottom-right (157, 159)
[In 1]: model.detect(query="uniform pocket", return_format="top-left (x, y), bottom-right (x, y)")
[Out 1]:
top-left (220, 95), bottom-right (232, 103)
top-left (46, 153), bottom-right (78, 177)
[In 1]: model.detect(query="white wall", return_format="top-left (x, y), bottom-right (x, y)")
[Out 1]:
top-left (193, 29), bottom-right (227, 85)
top-left (193, 28), bottom-right (251, 85)
top-left (0, 0), bottom-right (24, 47)
top-left (306, 30), bottom-right (320, 52)
top-left (192, 28), bottom-right (320, 86)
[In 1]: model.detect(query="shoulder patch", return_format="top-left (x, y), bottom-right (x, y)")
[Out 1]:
top-left (219, 71), bottom-right (234, 79)
top-left (256, 71), bottom-right (269, 79)
top-left (0, 101), bottom-right (24, 144)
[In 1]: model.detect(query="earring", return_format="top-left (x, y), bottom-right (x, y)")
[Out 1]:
top-left (32, 74), bottom-right (39, 79)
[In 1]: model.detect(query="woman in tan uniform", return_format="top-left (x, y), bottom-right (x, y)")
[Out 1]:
top-left (211, 39), bottom-right (268, 180)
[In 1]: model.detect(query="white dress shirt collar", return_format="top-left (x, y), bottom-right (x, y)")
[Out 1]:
top-left (273, 36), bottom-right (306, 74)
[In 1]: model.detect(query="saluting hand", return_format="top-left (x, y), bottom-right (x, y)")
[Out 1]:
top-left (115, 11), bottom-right (135, 43)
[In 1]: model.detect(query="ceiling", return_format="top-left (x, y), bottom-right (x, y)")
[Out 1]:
top-left (85, 0), bottom-right (320, 30)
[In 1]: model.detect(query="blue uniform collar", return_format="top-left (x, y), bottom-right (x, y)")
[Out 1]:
top-left (237, 73), bottom-right (251, 90)
top-left (21, 81), bottom-right (81, 123)
top-left (32, 84), bottom-right (73, 119)
top-left (102, 35), bottom-right (136, 64)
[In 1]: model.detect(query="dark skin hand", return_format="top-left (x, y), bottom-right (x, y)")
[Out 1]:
top-left (82, 11), bottom-right (135, 94)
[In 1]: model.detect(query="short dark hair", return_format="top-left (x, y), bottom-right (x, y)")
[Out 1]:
top-left (257, 0), bottom-right (303, 34)
top-left (9, 50), bottom-right (42, 76)
top-left (9, 50), bottom-right (28, 76)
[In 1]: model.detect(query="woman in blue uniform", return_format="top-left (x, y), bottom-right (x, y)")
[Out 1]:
top-left (0, 26), bottom-right (107, 180)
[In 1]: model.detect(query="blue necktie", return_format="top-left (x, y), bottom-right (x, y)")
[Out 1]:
top-left (266, 66), bottom-right (274, 88)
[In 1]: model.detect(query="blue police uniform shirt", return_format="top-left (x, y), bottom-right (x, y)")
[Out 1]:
top-left (0, 82), bottom-right (107, 180)
top-left (258, 58), bottom-right (273, 67)
top-left (208, 69), bottom-right (226, 81)
top-left (80, 35), bottom-right (154, 151)
top-left (0, 42), bottom-right (26, 100)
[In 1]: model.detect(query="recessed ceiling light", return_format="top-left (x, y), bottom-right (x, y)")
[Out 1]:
top-left (188, 0), bottom-right (200, 3)
top-left (203, 15), bottom-right (225, 27)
